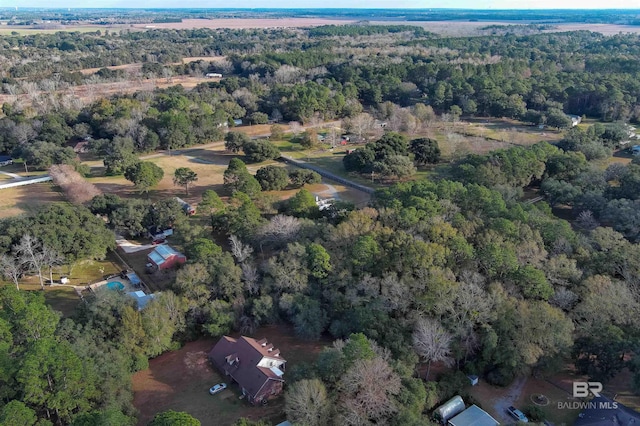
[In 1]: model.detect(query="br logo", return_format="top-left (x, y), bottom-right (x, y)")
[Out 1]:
top-left (573, 382), bottom-right (603, 398)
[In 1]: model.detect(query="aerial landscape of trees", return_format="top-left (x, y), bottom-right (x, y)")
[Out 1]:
top-left (2, 8), bottom-right (640, 425)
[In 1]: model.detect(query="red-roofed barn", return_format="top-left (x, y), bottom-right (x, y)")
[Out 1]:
top-left (208, 336), bottom-right (286, 405)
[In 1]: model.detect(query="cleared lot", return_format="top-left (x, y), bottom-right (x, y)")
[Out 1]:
top-left (133, 325), bottom-right (329, 426)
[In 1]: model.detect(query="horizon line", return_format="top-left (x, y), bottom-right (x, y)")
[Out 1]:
top-left (4, 7), bottom-right (640, 11)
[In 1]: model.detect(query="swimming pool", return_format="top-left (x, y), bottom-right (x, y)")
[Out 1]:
top-left (106, 281), bottom-right (125, 291)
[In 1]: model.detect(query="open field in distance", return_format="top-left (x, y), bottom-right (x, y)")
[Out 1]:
top-left (131, 17), bottom-right (356, 30)
top-left (372, 20), bottom-right (640, 36)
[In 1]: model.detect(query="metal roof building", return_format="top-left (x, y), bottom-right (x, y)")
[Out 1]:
top-left (126, 291), bottom-right (156, 311)
top-left (448, 405), bottom-right (500, 426)
top-left (147, 244), bottom-right (186, 270)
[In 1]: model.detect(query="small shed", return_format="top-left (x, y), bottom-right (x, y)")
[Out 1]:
top-left (434, 395), bottom-right (465, 424)
top-left (126, 290), bottom-right (156, 311)
top-left (468, 375), bottom-right (479, 386)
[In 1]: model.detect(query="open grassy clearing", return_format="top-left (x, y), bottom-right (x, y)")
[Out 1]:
top-left (0, 182), bottom-right (65, 219)
top-left (88, 146), bottom-right (370, 209)
top-left (1, 252), bottom-right (124, 316)
top-left (4, 281), bottom-right (81, 317)
top-left (271, 117), bottom-right (565, 188)
top-left (87, 153), bottom-right (230, 205)
top-left (132, 324), bottom-right (329, 426)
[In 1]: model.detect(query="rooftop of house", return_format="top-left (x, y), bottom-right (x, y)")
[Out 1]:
top-left (448, 405), bottom-right (499, 426)
top-left (209, 336), bottom-right (286, 398)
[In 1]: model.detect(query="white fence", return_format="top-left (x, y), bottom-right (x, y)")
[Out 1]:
top-left (0, 175), bottom-right (52, 189)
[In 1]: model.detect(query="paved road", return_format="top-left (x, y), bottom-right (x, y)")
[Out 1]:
top-left (0, 170), bottom-right (21, 179)
top-left (280, 156), bottom-right (375, 195)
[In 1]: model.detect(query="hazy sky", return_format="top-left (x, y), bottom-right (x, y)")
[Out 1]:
top-left (6, 1), bottom-right (640, 9)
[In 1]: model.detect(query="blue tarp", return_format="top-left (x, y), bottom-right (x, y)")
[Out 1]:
top-left (126, 272), bottom-right (141, 286)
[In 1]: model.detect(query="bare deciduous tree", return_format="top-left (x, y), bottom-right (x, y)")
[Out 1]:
top-left (0, 254), bottom-right (22, 290)
top-left (285, 379), bottom-right (330, 426)
top-left (338, 356), bottom-right (401, 425)
top-left (550, 287), bottom-right (579, 311)
top-left (274, 65), bottom-right (304, 84)
top-left (15, 235), bottom-right (46, 290)
top-left (440, 282), bottom-right (494, 363)
top-left (289, 121), bottom-right (302, 135)
top-left (241, 262), bottom-right (260, 295)
top-left (343, 112), bottom-right (375, 141)
top-left (256, 215), bottom-right (302, 248)
top-left (229, 235), bottom-right (253, 263)
top-left (413, 317), bottom-right (454, 380)
top-left (42, 246), bottom-right (63, 285)
top-left (49, 164), bottom-right (102, 204)
top-left (575, 210), bottom-right (599, 231)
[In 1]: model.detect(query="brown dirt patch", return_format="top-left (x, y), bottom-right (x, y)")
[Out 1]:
top-left (78, 63), bottom-right (143, 76)
top-left (77, 56), bottom-right (227, 75)
top-left (132, 325), bottom-right (330, 426)
top-left (182, 56), bottom-right (228, 64)
top-left (132, 18), bottom-right (355, 30)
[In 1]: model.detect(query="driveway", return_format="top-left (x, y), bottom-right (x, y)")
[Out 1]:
top-left (493, 376), bottom-right (527, 423)
top-left (116, 235), bottom-right (155, 254)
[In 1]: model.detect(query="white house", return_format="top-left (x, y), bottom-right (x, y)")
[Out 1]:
top-left (567, 114), bottom-right (582, 127)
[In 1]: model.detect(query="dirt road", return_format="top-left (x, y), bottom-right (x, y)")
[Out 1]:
top-left (493, 376), bottom-right (527, 423)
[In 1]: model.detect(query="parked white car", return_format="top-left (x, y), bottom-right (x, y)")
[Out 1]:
top-left (209, 383), bottom-right (227, 395)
